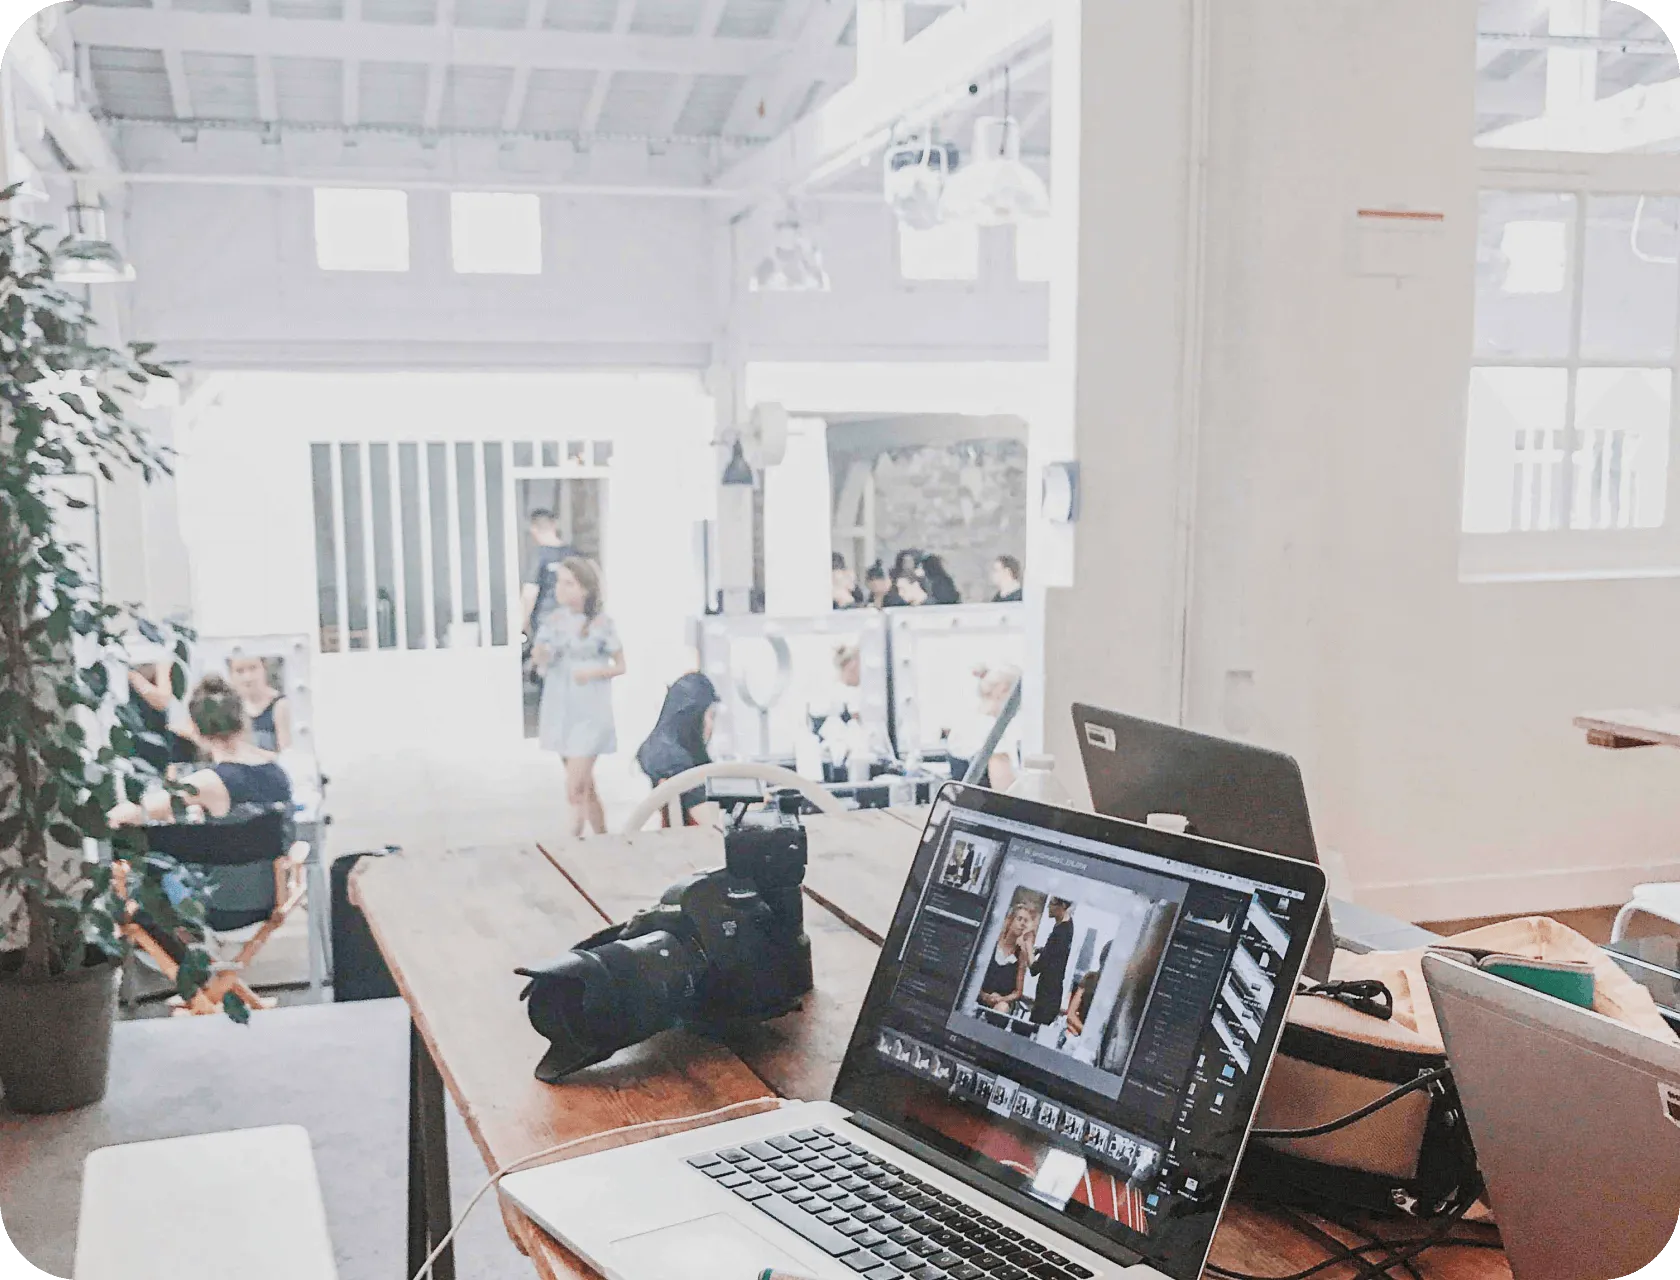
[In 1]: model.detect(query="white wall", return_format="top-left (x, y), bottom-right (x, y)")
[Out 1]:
top-left (1045, 0), bottom-right (1680, 922)
top-left (117, 186), bottom-right (1047, 370)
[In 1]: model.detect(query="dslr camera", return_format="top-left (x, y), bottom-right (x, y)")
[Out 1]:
top-left (519, 783), bottom-right (814, 1082)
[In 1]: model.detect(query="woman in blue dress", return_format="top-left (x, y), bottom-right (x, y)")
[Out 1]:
top-left (533, 556), bottom-right (626, 837)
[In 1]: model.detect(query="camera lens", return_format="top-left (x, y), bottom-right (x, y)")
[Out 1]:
top-left (523, 929), bottom-right (700, 1081)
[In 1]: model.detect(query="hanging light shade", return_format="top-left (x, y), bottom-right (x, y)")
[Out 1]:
top-left (883, 137), bottom-right (958, 230)
top-left (940, 116), bottom-right (1050, 227)
top-left (749, 209), bottom-right (830, 293)
top-left (720, 438), bottom-right (755, 486)
top-left (51, 204), bottom-right (137, 285)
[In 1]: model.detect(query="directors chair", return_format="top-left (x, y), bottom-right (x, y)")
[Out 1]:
top-left (119, 803), bottom-right (310, 1015)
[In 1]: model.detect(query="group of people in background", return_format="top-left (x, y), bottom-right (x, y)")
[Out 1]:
top-left (831, 550), bottom-right (1024, 611)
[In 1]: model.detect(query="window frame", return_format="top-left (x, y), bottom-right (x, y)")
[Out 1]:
top-left (1463, 150), bottom-right (1680, 580)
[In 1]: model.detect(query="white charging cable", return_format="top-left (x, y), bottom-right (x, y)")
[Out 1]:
top-left (410, 1096), bottom-right (792, 1280)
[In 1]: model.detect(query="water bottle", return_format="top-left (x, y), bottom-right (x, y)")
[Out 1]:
top-left (1006, 754), bottom-right (1076, 808)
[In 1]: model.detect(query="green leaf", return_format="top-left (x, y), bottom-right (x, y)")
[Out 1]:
top-left (222, 992), bottom-right (251, 1024)
top-left (47, 822), bottom-right (83, 847)
top-left (170, 663), bottom-right (186, 699)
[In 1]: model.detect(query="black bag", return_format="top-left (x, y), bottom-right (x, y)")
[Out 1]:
top-left (330, 847), bottom-right (401, 1002)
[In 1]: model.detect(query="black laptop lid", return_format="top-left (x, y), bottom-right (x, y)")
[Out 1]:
top-left (1072, 704), bottom-right (1332, 982)
top-left (833, 784), bottom-right (1327, 1280)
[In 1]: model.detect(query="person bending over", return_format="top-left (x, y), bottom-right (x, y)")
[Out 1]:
top-left (920, 554), bottom-right (962, 605)
top-left (636, 672), bottom-right (720, 826)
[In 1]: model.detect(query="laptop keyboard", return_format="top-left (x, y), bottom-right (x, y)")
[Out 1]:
top-left (687, 1126), bottom-right (1097, 1280)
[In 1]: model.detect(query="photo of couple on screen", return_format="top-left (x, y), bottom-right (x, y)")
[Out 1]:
top-left (956, 852), bottom-right (1180, 1083)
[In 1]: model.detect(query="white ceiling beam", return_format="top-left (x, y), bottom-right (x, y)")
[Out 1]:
top-left (580, 71), bottom-right (613, 135)
top-left (855, 0), bottom-right (904, 80)
top-left (724, 0), bottom-right (856, 137)
top-left (342, 0), bottom-right (362, 126)
top-left (498, 0), bottom-right (547, 131)
top-left (612, 0), bottom-right (636, 35)
top-left (1476, 74), bottom-right (1680, 149)
top-left (7, 22), bottom-right (122, 175)
top-left (249, 0), bottom-right (277, 121)
top-left (150, 0), bottom-right (194, 121)
top-left (423, 0), bottom-right (456, 130)
top-left (649, 0), bottom-right (728, 137)
top-left (65, 8), bottom-right (854, 80)
top-left (715, 0), bottom-right (1051, 217)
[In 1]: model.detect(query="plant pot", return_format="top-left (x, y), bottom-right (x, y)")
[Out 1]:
top-left (0, 950), bottom-right (120, 1114)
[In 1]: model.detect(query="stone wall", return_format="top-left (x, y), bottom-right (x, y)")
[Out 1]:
top-left (868, 440), bottom-right (1027, 602)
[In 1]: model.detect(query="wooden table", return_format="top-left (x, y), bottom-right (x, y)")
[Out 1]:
top-left (353, 810), bottom-right (1508, 1280)
top-left (1576, 708), bottom-right (1680, 750)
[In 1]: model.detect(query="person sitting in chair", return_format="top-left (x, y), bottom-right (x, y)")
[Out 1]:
top-left (109, 675), bottom-right (292, 827)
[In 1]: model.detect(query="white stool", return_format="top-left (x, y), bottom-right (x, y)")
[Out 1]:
top-left (1611, 883), bottom-right (1680, 943)
top-left (75, 1126), bottom-right (337, 1280)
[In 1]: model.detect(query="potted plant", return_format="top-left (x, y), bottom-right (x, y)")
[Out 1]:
top-left (0, 192), bottom-right (233, 1115)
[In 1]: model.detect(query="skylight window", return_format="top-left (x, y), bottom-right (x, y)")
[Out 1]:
top-left (451, 192), bottom-right (543, 275)
top-left (314, 188), bottom-right (410, 273)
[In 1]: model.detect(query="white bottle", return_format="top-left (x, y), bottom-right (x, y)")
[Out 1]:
top-left (1006, 753), bottom-right (1075, 807)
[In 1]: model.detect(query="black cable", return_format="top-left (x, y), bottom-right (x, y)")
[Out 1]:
top-left (1207, 1193), bottom-right (1477, 1280)
top-left (1250, 1068), bottom-right (1450, 1140)
top-left (1277, 1206), bottom-right (1394, 1280)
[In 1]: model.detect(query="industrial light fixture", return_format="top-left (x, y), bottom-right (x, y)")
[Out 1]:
top-left (749, 206), bottom-right (830, 293)
top-left (940, 114), bottom-right (1050, 227)
top-left (721, 438), bottom-right (755, 485)
top-left (883, 135), bottom-right (959, 230)
top-left (51, 203), bottom-right (136, 285)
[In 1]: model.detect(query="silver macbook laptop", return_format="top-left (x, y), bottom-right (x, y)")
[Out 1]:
top-left (1422, 952), bottom-right (1680, 1280)
top-left (503, 784), bottom-right (1327, 1280)
top-left (1072, 703), bottom-right (1332, 982)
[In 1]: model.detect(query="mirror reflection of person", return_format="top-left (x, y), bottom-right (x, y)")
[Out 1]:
top-left (109, 676), bottom-right (292, 827)
top-left (864, 563), bottom-right (893, 608)
top-left (991, 555), bottom-right (1024, 603)
top-left (832, 552), bottom-right (865, 610)
top-left (978, 903), bottom-right (1038, 1014)
top-left (227, 655), bottom-right (291, 752)
top-left (1031, 898), bottom-right (1076, 1026)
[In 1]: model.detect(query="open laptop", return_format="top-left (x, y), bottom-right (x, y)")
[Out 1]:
top-left (1421, 952), bottom-right (1680, 1280)
top-left (1072, 704), bottom-right (1332, 982)
top-left (502, 783), bottom-right (1327, 1280)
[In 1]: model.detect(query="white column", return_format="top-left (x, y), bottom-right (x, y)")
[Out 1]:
top-left (856, 0), bottom-right (906, 80)
top-left (1038, 0), bottom-right (1201, 785)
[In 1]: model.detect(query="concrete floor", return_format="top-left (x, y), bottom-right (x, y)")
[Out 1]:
top-left (0, 999), bottom-right (531, 1280)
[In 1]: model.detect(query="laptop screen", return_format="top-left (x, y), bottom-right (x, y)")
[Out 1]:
top-left (832, 786), bottom-right (1325, 1280)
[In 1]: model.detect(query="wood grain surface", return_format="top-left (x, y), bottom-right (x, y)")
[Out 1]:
top-left (360, 817), bottom-right (1508, 1280)
top-left (1575, 708), bottom-right (1680, 750)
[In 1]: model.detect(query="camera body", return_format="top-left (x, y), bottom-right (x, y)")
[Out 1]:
top-left (519, 788), bottom-right (814, 1082)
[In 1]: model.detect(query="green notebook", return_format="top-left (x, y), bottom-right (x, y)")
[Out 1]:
top-left (1431, 948), bottom-right (1596, 1009)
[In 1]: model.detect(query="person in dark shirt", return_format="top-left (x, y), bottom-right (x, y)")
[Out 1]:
top-left (521, 509), bottom-right (579, 647)
top-left (635, 673), bottom-right (720, 825)
top-left (831, 551), bottom-right (865, 609)
top-left (991, 555), bottom-right (1024, 603)
top-left (920, 554), bottom-right (962, 605)
top-left (1030, 898), bottom-right (1076, 1025)
top-left (863, 562), bottom-right (894, 608)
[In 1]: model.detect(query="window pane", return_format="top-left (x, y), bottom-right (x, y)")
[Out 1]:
top-left (1015, 216), bottom-right (1053, 283)
top-left (899, 221), bottom-right (980, 281)
top-left (455, 443), bottom-right (480, 641)
top-left (513, 441), bottom-right (534, 467)
top-left (314, 188), bottom-right (410, 272)
top-left (484, 442), bottom-right (509, 647)
top-left (427, 443), bottom-right (453, 647)
top-left (340, 444), bottom-right (370, 649)
top-left (450, 192), bottom-right (543, 275)
top-left (368, 443), bottom-right (398, 649)
top-left (1463, 367), bottom-right (1569, 533)
top-left (1475, 191), bottom-right (1577, 359)
top-left (541, 440), bottom-right (560, 467)
top-left (1572, 368), bottom-right (1671, 529)
top-left (592, 440), bottom-right (614, 466)
top-left (397, 443), bottom-right (427, 650)
top-left (1581, 195), bottom-right (1680, 361)
top-left (1476, 0), bottom-right (1680, 153)
top-left (310, 444), bottom-right (340, 652)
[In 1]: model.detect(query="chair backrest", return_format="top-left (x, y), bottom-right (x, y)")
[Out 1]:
top-left (144, 804), bottom-right (292, 930)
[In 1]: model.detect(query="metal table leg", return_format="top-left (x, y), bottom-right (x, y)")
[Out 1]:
top-left (408, 1019), bottom-right (456, 1280)
top-left (298, 818), bottom-right (332, 997)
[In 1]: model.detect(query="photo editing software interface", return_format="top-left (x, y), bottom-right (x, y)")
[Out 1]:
top-left (868, 807), bottom-right (1306, 1247)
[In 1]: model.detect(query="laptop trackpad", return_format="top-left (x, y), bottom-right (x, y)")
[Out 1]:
top-left (610, 1212), bottom-right (807, 1280)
